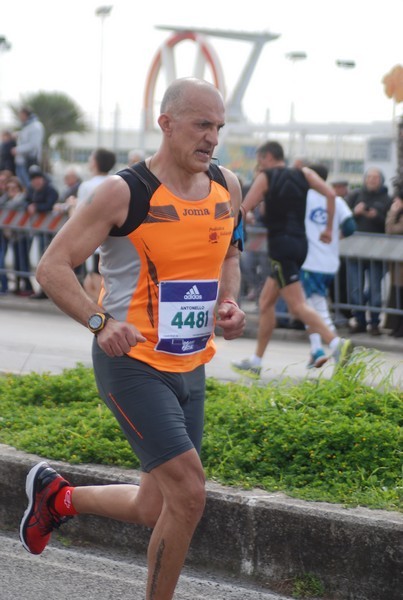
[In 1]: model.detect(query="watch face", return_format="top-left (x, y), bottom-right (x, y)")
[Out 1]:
top-left (89, 314), bottom-right (103, 330)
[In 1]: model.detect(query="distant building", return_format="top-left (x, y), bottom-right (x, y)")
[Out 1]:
top-left (59, 121), bottom-right (397, 193)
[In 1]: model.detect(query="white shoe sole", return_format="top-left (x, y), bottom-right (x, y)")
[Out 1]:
top-left (313, 356), bottom-right (329, 368)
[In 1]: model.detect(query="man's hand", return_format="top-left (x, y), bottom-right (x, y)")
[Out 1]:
top-left (215, 301), bottom-right (246, 340)
top-left (390, 197), bottom-right (403, 214)
top-left (96, 319), bottom-right (146, 357)
top-left (319, 227), bottom-right (333, 244)
top-left (366, 207), bottom-right (377, 219)
top-left (245, 210), bottom-right (256, 225)
top-left (354, 201), bottom-right (367, 216)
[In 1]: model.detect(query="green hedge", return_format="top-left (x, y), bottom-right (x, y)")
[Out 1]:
top-left (0, 357), bottom-right (401, 511)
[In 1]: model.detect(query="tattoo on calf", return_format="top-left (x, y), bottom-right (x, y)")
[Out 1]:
top-left (150, 538), bottom-right (166, 599)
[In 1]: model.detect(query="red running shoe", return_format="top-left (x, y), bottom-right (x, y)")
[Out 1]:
top-left (20, 461), bottom-right (72, 554)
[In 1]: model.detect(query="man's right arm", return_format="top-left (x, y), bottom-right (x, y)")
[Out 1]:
top-left (241, 171), bottom-right (268, 218)
top-left (36, 175), bottom-right (146, 356)
top-left (37, 176), bottom-right (126, 320)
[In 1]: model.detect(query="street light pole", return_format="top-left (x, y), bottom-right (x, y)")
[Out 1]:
top-left (0, 36), bottom-right (11, 53)
top-left (0, 36), bottom-right (11, 124)
top-left (95, 6), bottom-right (113, 147)
top-left (336, 60), bottom-right (356, 70)
top-left (333, 59), bottom-right (356, 177)
top-left (285, 51), bottom-right (307, 163)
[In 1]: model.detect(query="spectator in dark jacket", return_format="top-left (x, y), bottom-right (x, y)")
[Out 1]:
top-left (347, 168), bottom-right (392, 234)
top-left (26, 165), bottom-right (59, 299)
top-left (26, 165), bottom-right (58, 214)
top-left (1, 176), bottom-right (33, 295)
top-left (346, 168), bottom-right (392, 335)
top-left (0, 130), bottom-right (16, 173)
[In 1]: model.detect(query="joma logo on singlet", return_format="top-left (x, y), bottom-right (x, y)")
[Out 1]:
top-left (183, 208), bottom-right (210, 216)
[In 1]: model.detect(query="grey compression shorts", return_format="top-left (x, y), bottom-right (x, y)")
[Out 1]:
top-left (92, 339), bottom-right (206, 472)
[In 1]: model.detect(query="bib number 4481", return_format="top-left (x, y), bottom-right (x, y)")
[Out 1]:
top-left (171, 310), bottom-right (209, 329)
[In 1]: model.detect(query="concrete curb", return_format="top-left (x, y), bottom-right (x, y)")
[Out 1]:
top-left (1, 445), bottom-right (402, 600)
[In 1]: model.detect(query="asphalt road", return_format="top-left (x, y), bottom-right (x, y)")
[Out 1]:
top-left (0, 531), bottom-right (289, 600)
top-left (0, 298), bottom-right (402, 387)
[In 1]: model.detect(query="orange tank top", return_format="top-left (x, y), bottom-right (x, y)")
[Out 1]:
top-left (99, 165), bottom-right (234, 372)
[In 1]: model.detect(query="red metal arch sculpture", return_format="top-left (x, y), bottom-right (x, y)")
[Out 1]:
top-left (143, 31), bottom-right (226, 130)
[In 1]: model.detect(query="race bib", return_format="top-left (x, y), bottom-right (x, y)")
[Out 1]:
top-left (156, 280), bottom-right (218, 355)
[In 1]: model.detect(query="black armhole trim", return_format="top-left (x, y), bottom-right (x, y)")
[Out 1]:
top-left (110, 162), bottom-right (227, 237)
top-left (208, 163), bottom-right (228, 190)
top-left (208, 163), bottom-right (243, 249)
top-left (110, 161), bottom-right (160, 236)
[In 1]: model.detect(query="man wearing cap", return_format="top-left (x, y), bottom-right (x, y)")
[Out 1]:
top-left (27, 165), bottom-right (59, 299)
top-left (331, 179), bottom-right (349, 200)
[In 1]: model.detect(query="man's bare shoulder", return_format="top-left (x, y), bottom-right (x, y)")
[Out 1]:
top-left (218, 166), bottom-right (241, 191)
top-left (77, 174), bottom-right (131, 229)
top-left (217, 166), bottom-right (242, 212)
top-left (218, 165), bottom-right (238, 185)
top-left (99, 174), bottom-right (130, 194)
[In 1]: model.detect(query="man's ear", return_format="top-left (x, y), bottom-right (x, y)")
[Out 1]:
top-left (158, 113), bottom-right (172, 135)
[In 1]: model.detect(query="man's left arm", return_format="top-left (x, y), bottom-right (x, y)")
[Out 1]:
top-left (215, 168), bottom-right (246, 339)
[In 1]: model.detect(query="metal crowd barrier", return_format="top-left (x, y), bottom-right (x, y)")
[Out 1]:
top-left (0, 210), bottom-right (402, 329)
top-left (0, 207), bottom-right (69, 286)
top-left (241, 226), bottom-right (403, 326)
top-left (334, 232), bottom-right (403, 323)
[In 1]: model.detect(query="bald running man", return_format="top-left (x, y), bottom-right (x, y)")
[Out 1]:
top-left (19, 78), bottom-right (245, 600)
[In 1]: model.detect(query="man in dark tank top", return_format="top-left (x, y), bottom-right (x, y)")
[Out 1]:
top-left (232, 141), bottom-right (353, 376)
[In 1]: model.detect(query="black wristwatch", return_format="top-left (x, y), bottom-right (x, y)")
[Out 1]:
top-left (87, 312), bottom-right (113, 335)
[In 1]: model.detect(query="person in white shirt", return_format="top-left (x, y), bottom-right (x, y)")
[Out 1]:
top-left (76, 148), bottom-right (116, 208)
top-left (76, 148), bottom-right (116, 300)
top-left (301, 164), bottom-right (356, 368)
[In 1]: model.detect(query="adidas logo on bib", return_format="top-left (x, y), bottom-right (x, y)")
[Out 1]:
top-left (184, 285), bottom-right (202, 300)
